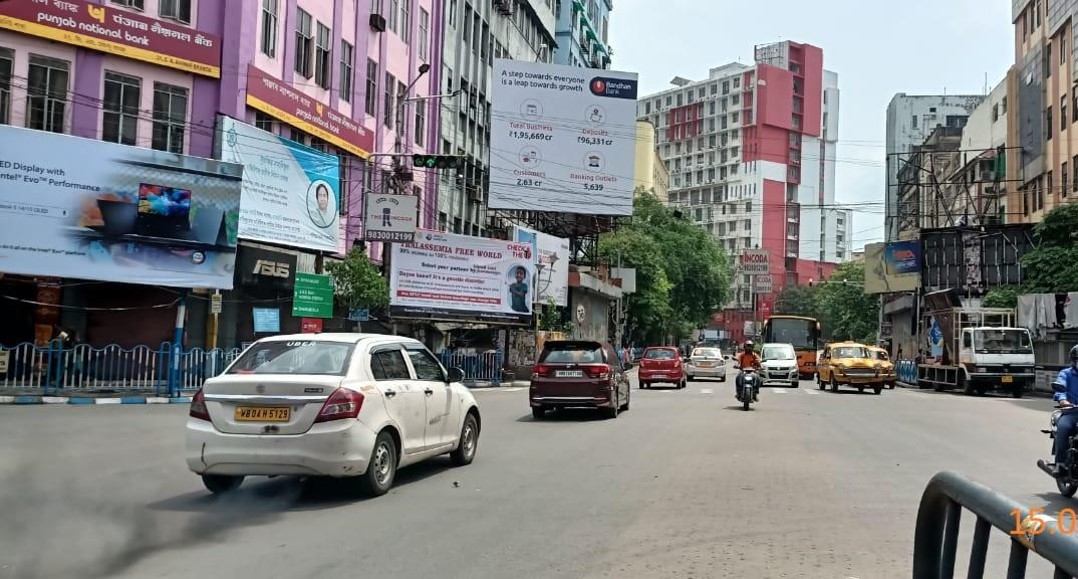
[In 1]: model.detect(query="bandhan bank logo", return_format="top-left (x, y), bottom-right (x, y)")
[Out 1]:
top-left (87, 5), bottom-right (107, 24)
top-left (588, 76), bottom-right (637, 100)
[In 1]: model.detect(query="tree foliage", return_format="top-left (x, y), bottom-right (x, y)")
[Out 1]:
top-left (599, 191), bottom-right (733, 343)
top-left (1021, 203), bottom-right (1078, 292)
top-left (982, 286), bottom-right (1018, 308)
top-left (774, 284), bottom-right (819, 318)
top-left (813, 261), bottom-right (878, 344)
top-left (325, 249), bottom-right (390, 310)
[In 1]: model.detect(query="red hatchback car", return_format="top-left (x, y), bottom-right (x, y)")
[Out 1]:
top-left (638, 347), bottom-right (687, 389)
top-left (529, 340), bottom-right (631, 420)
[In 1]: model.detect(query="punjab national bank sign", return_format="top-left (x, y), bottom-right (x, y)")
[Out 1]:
top-left (0, 0), bottom-right (222, 77)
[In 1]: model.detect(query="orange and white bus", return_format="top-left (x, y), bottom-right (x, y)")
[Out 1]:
top-left (761, 315), bottom-right (822, 379)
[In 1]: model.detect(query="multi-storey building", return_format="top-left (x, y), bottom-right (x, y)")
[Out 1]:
top-left (884, 94), bottom-right (984, 241)
top-left (1009, 0), bottom-right (1078, 225)
top-left (636, 41), bottom-right (848, 338)
top-left (0, 0), bottom-right (440, 348)
top-left (553, 0), bottom-right (611, 70)
top-left (436, 0), bottom-right (557, 237)
top-left (634, 120), bottom-right (670, 199)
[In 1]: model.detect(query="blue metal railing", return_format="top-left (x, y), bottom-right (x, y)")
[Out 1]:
top-left (897, 360), bottom-right (918, 385)
top-left (0, 340), bottom-right (243, 397)
top-left (439, 350), bottom-right (503, 386)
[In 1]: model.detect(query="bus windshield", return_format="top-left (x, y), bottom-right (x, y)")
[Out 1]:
top-left (764, 318), bottom-right (817, 350)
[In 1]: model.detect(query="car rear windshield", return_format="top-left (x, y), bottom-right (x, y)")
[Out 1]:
top-left (644, 349), bottom-right (677, 360)
top-left (762, 345), bottom-right (795, 360)
top-left (692, 348), bottom-right (720, 358)
top-left (227, 340), bottom-right (354, 376)
top-left (540, 343), bottom-right (605, 364)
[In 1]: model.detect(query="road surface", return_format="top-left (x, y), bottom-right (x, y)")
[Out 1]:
top-left (0, 377), bottom-right (1067, 578)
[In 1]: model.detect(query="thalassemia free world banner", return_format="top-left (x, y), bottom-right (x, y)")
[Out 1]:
top-left (0, 125), bottom-right (243, 289)
top-left (390, 230), bottom-right (537, 318)
top-left (217, 116), bottom-right (341, 253)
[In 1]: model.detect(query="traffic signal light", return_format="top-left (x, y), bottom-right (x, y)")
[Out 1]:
top-left (412, 154), bottom-right (461, 169)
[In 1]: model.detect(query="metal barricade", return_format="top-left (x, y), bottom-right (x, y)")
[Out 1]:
top-left (913, 470), bottom-right (1078, 578)
top-left (0, 341), bottom-right (243, 396)
top-left (897, 360), bottom-right (918, 385)
top-left (439, 350), bottom-right (504, 386)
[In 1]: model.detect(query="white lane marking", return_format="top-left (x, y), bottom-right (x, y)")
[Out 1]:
top-left (699, 388), bottom-right (714, 395)
top-left (772, 388), bottom-right (788, 394)
top-left (475, 387), bottom-right (525, 393)
top-left (804, 389), bottom-right (819, 394)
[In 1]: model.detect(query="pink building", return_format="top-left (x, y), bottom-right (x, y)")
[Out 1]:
top-left (0, 0), bottom-right (441, 347)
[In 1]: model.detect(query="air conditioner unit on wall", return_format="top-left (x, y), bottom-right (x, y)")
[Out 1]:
top-left (369, 13), bottom-right (387, 31)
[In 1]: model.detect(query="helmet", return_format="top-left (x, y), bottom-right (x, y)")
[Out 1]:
top-left (744, 340), bottom-right (754, 351)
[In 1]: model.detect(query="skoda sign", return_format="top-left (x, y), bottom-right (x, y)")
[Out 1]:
top-left (739, 249), bottom-right (770, 274)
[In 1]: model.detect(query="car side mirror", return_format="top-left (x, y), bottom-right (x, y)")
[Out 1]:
top-left (447, 367), bottom-right (465, 383)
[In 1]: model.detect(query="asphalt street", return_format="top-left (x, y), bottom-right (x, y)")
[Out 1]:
top-left (0, 375), bottom-right (1071, 579)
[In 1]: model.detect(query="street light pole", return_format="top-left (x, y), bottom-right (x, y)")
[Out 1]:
top-left (381, 63), bottom-right (431, 284)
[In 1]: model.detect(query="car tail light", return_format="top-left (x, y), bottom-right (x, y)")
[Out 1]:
top-left (533, 364), bottom-right (552, 379)
top-left (189, 388), bottom-right (210, 421)
top-left (314, 388), bottom-right (365, 423)
top-left (583, 364), bottom-right (611, 379)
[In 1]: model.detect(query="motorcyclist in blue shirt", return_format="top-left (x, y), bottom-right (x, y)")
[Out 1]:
top-left (1052, 345), bottom-right (1078, 476)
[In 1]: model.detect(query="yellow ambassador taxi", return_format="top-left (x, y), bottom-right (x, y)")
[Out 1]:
top-left (816, 342), bottom-right (885, 395)
top-left (867, 346), bottom-right (897, 389)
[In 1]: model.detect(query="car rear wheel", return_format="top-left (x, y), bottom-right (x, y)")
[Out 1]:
top-left (450, 413), bottom-right (479, 466)
top-left (358, 431), bottom-right (397, 497)
top-left (532, 406), bottom-right (546, 420)
top-left (602, 398), bottom-right (619, 419)
top-left (817, 374), bottom-right (825, 390)
top-left (202, 474), bottom-right (244, 495)
top-left (620, 388), bottom-right (630, 411)
top-left (679, 379), bottom-right (687, 389)
top-left (830, 375), bottom-right (838, 392)
top-left (873, 385), bottom-right (883, 395)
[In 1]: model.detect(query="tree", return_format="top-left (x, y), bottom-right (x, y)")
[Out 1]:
top-left (982, 286), bottom-right (1018, 308)
top-left (1021, 203), bottom-right (1078, 292)
top-left (815, 261), bottom-right (878, 343)
top-left (325, 248), bottom-right (390, 311)
top-left (599, 191), bottom-right (733, 343)
top-left (774, 284), bottom-right (819, 318)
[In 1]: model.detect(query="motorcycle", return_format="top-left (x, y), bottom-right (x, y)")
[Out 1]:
top-left (1036, 403), bottom-right (1078, 498)
top-left (736, 367), bottom-right (759, 411)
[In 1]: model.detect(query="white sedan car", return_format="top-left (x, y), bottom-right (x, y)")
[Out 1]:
top-left (685, 347), bottom-right (727, 381)
top-left (186, 334), bottom-right (481, 497)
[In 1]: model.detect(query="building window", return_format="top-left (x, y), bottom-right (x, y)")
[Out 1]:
top-left (1063, 34), bottom-right (1069, 64)
top-left (400, 0), bottom-right (411, 44)
top-left (372, 0), bottom-right (382, 14)
top-left (254, 111), bottom-right (276, 133)
top-left (365, 59), bottom-right (378, 116)
top-left (315, 23), bottom-right (331, 89)
top-left (415, 100), bottom-right (425, 145)
top-left (1073, 155), bottom-right (1078, 195)
top-left (419, 8), bottom-right (430, 61)
top-left (1064, 162), bottom-right (1070, 196)
top-left (261, 0), bottom-right (278, 57)
top-left (1064, 95), bottom-right (1070, 131)
top-left (384, 72), bottom-right (396, 128)
top-left (151, 83), bottom-right (187, 153)
top-left (1047, 106), bottom-right (1054, 139)
top-left (389, 0), bottom-right (399, 32)
top-left (0, 48), bottom-right (11, 125)
top-left (111, 0), bottom-right (145, 9)
top-left (1047, 42), bottom-right (1053, 78)
top-left (294, 8), bottom-right (314, 78)
top-left (102, 72), bottom-right (140, 146)
top-left (159, 0), bottom-right (191, 23)
top-left (911, 115), bottom-right (918, 129)
top-left (26, 55), bottom-right (69, 133)
top-left (339, 41), bottom-right (354, 103)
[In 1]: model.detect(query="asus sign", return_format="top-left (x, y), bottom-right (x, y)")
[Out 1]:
top-left (238, 247), bottom-right (297, 290)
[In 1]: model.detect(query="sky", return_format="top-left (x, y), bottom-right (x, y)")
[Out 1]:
top-left (609, 0), bottom-right (1014, 250)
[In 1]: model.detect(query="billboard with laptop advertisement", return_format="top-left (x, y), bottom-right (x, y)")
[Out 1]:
top-left (511, 224), bottom-right (569, 307)
top-left (0, 125), bottom-right (242, 289)
top-left (863, 241), bottom-right (921, 294)
top-left (217, 116), bottom-right (341, 253)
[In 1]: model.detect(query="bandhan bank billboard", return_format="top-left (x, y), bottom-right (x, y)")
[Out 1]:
top-left (863, 241), bottom-right (920, 294)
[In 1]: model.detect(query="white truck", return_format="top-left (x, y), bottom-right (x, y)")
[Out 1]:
top-left (916, 289), bottom-right (1035, 398)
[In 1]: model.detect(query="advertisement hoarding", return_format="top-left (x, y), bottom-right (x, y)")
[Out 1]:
top-left (511, 225), bottom-right (570, 307)
top-left (739, 249), bottom-right (770, 274)
top-left (244, 65), bottom-right (373, 159)
top-left (0, 0), bottom-right (221, 77)
top-left (488, 59), bottom-right (639, 216)
top-left (753, 275), bottom-right (773, 294)
top-left (218, 116), bottom-right (341, 253)
top-left (364, 193), bottom-right (418, 243)
top-left (864, 241), bottom-right (920, 294)
top-left (389, 230), bottom-right (535, 323)
top-left (0, 125), bottom-right (242, 289)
